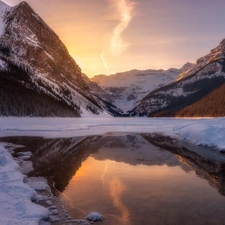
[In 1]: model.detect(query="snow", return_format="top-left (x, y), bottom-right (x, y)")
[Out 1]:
top-left (0, 143), bottom-right (49, 225)
top-left (44, 50), bottom-right (54, 61)
top-left (91, 64), bottom-right (194, 111)
top-left (0, 1), bottom-right (10, 36)
top-left (0, 117), bottom-right (224, 151)
top-left (25, 177), bottom-right (50, 191)
top-left (86, 212), bottom-right (104, 222)
top-left (175, 119), bottom-right (225, 151)
top-left (0, 58), bottom-right (6, 70)
top-left (91, 69), bottom-right (180, 111)
top-left (0, 116), bottom-right (225, 224)
top-left (176, 39), bottom-right (225, 81)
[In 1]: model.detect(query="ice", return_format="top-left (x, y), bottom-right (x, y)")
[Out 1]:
top-left (0, 117), bottom-right (225, 151)
top-left (86, 212), bottom-right (104, 222)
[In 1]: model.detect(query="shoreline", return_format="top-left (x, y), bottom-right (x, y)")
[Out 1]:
top-left (1, 127), bottom-right (225, 225)
top-left (3, 141), bottom-right (91, 225)
top-left (0, 117), bottom-right (224, 152)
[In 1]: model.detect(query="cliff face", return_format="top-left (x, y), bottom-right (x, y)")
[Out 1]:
top-left (0, 1), bottom-right (103, 117)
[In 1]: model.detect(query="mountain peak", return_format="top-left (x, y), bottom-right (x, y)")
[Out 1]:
top-left (179, 62), bottom-right (195, 72)
top-left (19, 1), bottom-right (30, 6)
top-left (0, 0), bottom-right (104, 117)
top-left (15, 1), bottom-right (36, 15)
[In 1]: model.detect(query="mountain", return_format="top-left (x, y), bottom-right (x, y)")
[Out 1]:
top-left (0, 1), bottom-right (104, 117)
top-left (82, 73), bottom-right (126, 116)
top-left (130, 39), bottom-right (225, 117)
top-left (91, 63), bottom-right (194, 112)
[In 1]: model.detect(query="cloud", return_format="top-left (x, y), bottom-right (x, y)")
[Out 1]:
top-left (101, 0), bottom-right (136, 71)
top-left (101, 50), bottom-right (109, 71)
top-left (109, 0), bottom-right (136, 56)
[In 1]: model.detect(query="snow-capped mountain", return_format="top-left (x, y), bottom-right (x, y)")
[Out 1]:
top-left (82, 73), bottom-right (126, 116)
top-left (130, 39), bottom-right (225, 117)
top-left (91, 63), bottom-right (194, 112)
top-left (0, 1), bottom-right (104, 117)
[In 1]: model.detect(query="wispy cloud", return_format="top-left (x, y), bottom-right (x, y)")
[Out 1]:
top-left (110, 0), bottom-right (136, 56)
top-left (101, 0), bottom-right (136, 71)
top-left (101, 50), bottom-right (109, 71)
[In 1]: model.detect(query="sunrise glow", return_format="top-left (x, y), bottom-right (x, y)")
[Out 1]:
top-left (3, 0), bottom-right (225, 77)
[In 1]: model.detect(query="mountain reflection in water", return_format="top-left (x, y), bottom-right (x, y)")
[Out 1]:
top-left (2, 133), bottom-right (225, 225)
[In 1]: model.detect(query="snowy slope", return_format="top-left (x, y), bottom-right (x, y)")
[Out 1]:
top-left (131, 39), bottom-right (225, 117)
top-left (91, 63), bottom-right (194, 112)
top-left (82, 73), bottom-right (125, 116)
top-left (0, 1), bottom-right (104, 117)
top-left (0, 1), bottom-right (9, 36)
top-left (177, 40), bottom-right (225, 81)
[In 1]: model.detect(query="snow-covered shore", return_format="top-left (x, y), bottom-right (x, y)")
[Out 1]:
top-left (0, 143), bottom-right (49, 225)
top-left (0, 117), bottom-right (225, 225)
top-left (174, 118), bottom-right (225, 151)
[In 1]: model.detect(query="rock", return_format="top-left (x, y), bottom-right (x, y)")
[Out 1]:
top-left (86, 212), bottom-right (104, 222)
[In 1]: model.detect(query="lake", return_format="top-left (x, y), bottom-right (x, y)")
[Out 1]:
top-left (2, 132), bottom-right (225, 225)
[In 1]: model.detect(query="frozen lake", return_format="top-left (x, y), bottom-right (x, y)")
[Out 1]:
top-left (2, 132), bottom-right (225, 225)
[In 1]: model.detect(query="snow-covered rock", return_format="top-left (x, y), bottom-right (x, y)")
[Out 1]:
top-left (0, 143), bottom-right (49, 225)
top-left (86, 212), bottom-right (104, 222)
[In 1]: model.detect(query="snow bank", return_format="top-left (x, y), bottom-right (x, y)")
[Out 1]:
top-left (175, 118), bottom-right (225, 151)
top-left (0, 143), bottom-right (49, 225)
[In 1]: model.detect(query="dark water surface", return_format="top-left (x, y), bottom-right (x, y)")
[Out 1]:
top-left (2, 133), bottom-right (225, 225)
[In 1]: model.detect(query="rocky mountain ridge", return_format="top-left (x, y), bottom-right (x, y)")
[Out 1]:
top-left (90, 63), bottom-right (195, 112)
top-left (0, 1), bottom-right (105, 117)
top-left (130, 39), bottom-right (225, 117)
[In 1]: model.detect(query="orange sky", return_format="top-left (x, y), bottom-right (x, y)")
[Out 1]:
top-left (3, 0), bottom-right (225, 77)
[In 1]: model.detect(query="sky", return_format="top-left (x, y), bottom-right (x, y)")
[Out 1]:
top-left (3, 0), bottom-right (225, 77)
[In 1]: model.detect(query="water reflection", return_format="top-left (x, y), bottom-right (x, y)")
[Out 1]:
top-left (109, 177), bottom-right (130, 224)
top-left (141, 133), bottom-right (225, 196)
top-left (2, 133), bottom-right (225, 224)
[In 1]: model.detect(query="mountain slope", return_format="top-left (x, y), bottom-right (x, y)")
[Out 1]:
top-left (130, 39), bottom-right (225, 117)
top-left (176, 81), bottom-right (225, 117)
top-left (0, 1), bottom-right (104, 117)
top-left (91, 63), bottom-right (194, 112)
top-left (82, 73), bottom-right (126, 116)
